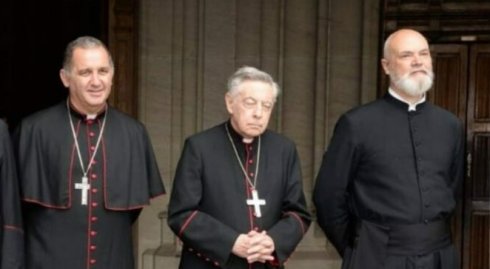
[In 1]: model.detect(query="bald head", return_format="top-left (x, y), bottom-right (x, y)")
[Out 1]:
top-left (383, 29), bottom-right (429, 59)
top-left (381, 29), bottom-right (434, 101)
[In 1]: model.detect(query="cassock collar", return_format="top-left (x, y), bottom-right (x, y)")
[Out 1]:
top-left (225, 121), bottom-right (260, 172)
top-left (388, 88), bottom-right (426, 111)
top-left (226, 121), bottom-right (259, 147)
top-left (67, 100), bottom-right (107, 121)
top-left (384, 90), bottom-right (427, 112)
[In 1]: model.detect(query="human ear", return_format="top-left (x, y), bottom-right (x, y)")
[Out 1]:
top-left (60, 69), bottom-right (71, 88)
top-left (381, 58), bottom-right (390, 75)
top-left (225, 93), bottom-right (234, 114)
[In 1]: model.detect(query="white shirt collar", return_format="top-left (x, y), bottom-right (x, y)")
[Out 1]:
top-left (388, 88), bottom-right (426, 111)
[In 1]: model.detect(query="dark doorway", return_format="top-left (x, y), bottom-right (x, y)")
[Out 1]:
top-left (430, 44), bottom-right (490, 269)
top-left (0, 0), bottom-right (107, 131)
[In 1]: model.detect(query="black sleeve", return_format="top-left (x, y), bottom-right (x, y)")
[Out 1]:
top-left (313, 115), bottom-right (359, 256)
top-left (167, 138), bottom-right (239, 265)
top-left (0, 121), bottom-right (24, 269)
top-left (266, 144), bottom-right (311, 265)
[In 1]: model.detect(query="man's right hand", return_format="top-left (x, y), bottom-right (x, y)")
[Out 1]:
top-left (232, 234), bottom-right (251, 259)
top-left (231, 230), bottom-right (276, 263)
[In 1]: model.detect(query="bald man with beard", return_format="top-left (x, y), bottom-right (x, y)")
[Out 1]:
top-left (313, 29), bottom-right (464, 269)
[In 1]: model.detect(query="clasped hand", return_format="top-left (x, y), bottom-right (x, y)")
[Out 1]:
top-left (232, 230), bottom-right (275, 264)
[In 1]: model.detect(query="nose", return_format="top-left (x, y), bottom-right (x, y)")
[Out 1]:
top-left (412, 54), bottom-right (422, 67)
top-left (253, 104), bottom-right (263, 118)
top-left (90, 73), bottom-right (102, 86)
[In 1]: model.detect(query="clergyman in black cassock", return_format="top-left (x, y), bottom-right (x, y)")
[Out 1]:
top-left (168, 66), bottom-right (311, 269)
top-left (14, 36), bottom-right (165, 269)
top-left (313, 29), bottom-right (464, 269)
top-left (0, 120), bottom-right (24, 269)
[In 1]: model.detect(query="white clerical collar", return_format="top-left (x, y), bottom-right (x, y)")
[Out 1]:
top-left (388, 88), bottom-right (426, 111)
top-left (86, 114), bottom-right (97, 120)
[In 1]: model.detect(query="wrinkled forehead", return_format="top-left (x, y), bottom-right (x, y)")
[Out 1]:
top-left (390, 32), bottom-right (429, 55)
top-left (71, 47), bottom-right (112, 68)
top-left (237, 81), bottom-right (275, 99)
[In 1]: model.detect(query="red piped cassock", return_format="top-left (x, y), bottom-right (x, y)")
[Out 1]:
top-left (0, 120), bottom-right (24, 269)
top-left (14, 102), bottom-right (165, 269)
top-left (168, 121), bottom-right (311, 269)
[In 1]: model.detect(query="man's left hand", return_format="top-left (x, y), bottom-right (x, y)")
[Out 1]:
top-left (246, 230), bottom-right (275, 263)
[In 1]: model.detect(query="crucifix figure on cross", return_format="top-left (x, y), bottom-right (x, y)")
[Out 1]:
top-left (246, 189), bottom-right (266, 218)
top-left (75, 176), bottom-right (91, 205)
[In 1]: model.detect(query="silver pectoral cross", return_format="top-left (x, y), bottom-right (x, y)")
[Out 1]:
top-left (246, 189), bottom-right (266, 218)
top-left (75, 176), bottom-right (91, 205)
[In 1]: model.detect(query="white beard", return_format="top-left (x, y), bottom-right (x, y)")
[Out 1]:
top-left (391, 69), bottom-right (434, 97)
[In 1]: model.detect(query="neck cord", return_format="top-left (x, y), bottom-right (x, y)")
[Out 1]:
top-left (225, 123), bottom-right (261, 189)
top-left (67, 99), bottom-right (107, 178)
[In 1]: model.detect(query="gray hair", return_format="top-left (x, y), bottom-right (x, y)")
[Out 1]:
top-left (62, 36), bottom-right (114, 71)
top-left (227, 66), bottom-right (280, 100)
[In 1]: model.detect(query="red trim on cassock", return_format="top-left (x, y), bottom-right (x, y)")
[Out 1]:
top-left (22, 198), bottom-right (70, 209)
top-left (267, 255), bottom-right (280, 267)
top-left (284, 211), bottom-right (306, 234)
top-left (244, 144), bottom-right (255, 231)
top-left (103, 192), bottom-right (166, 211)
top-left (179, 210), bottom-right (198, 237)
top-left (4, 225), bottom-right (24, 233)
top-left (104, 193), bottom-right (166, 211)
top-left (85, 121), bottom-right (95, 269)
